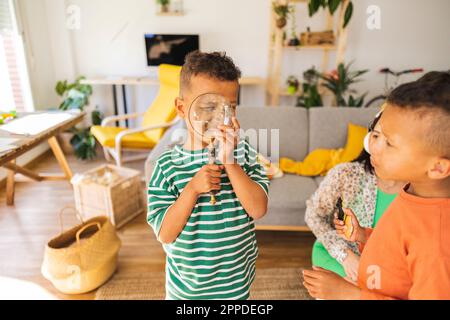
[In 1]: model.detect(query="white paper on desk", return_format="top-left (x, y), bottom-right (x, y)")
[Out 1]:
top-left (0, 144), bottom-right (17, 153)
top-left (0, 138), bottom-right (19, 153)
top-left (0, 113), bottom-right (73, 135)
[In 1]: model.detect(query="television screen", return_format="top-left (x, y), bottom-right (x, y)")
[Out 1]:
top-left (145, 34), bottom-right (199, 66)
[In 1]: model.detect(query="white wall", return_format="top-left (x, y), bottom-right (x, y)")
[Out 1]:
top-left (19, 0), bottom-right (450, 114)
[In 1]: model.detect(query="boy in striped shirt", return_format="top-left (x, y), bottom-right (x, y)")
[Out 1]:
top-left (147, 51), bottom-right (269, 300)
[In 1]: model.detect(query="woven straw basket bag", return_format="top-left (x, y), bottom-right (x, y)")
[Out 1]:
top-left (41, 207), bottom-right (121, 294)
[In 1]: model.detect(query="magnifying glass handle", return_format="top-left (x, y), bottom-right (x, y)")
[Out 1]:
top-left (208, 139), bottom-right (217, 205)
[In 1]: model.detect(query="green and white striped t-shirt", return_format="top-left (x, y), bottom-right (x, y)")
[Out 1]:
top-left (147, 139), bottom-right (269, 300)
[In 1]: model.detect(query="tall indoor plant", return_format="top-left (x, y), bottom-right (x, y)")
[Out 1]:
top-left (296, 67), bottom-right (323, 108)
top-left (318, 62), bottom-right (368, 107)
top-left (56, 76), bottom-right (102, 160)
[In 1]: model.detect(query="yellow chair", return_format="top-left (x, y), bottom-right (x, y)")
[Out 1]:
top-left (91, 64), bottom-right (182, 166)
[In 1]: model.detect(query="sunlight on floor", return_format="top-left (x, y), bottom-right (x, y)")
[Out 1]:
top-left (0, 276), bottom-right (56, 300)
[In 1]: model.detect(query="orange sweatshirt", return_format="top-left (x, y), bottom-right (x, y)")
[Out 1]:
top-left (357, 187), bottom-right (450, 300)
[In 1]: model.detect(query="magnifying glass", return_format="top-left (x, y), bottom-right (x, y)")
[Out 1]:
top-left (187, 93), bottom-right (235, 204)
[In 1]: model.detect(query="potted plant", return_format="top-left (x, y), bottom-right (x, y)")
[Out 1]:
top-left (56, 76), bottom-right (92, 111)
top-left (273, 2), bottom-right (291, 29)
top-left (55, 76), bottom-right (102, 160)
top-left (70, 109), bottom-right (103, 160)
top-left (287, 5), bottom-right (300, 46)
top-left (286, 76), bottom-right (300, 95)
top-left (317, 62), bottom-right (368, 107)
top-left (308, 0), bottom-right (354, 28)
top-left (296, 67), bottom-right (323, 108)
top-left (157, 0), bottom-right (170, 13)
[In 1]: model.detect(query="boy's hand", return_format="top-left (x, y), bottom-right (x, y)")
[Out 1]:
top-left (334, 208), bottom-right (367, 243)
top-left (187, 164), bottom-right (223, 196)
top-left (342, 249), bottom-right (360, 283)
top-left (217, 117), bottom-right (240, 165)
top-left (303, 266), bottom-right (361, 300)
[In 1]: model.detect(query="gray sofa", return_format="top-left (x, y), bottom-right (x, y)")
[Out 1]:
top-left (145, 106), bottom-right (379, 230)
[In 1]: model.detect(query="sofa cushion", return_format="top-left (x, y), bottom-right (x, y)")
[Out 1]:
top-left (255, 174), bottom-right (317, 227)
top-left (308, 107), bottom-right (379, 152)
top-left (314, 176), bottom-right (325, 187)
top-left (237, 106), bottom-right (309, 161)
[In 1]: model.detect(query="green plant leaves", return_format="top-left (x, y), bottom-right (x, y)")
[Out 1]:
top-left (308, 0), bottom-right (353, 28)
top-left (343, 1), bottom-right (353, 28)
top-left (308, 0), bottom-right (322, 16)
top-left (157, 0), bottom-right (170, 6)
top-left (56, 76), bottom-right (93, 111)
top-left (296, 62), bottom-right (367, 107)
top-left (55, 80), bottom-right (67, 96)
top-left (91, 109), bottom-right (104, 126)
top-left (347, 93), bottom-right (367, 107)
top-left (328, 0), bottom-right (341, 15)
top-left (296, 71), bottom-right (323, 109)
top-left (273, 3), bottom-right (291, 18)
top-left (315, 62), bottom-right (368, 107)
top-left (70, 128), bottom-right (97, 160)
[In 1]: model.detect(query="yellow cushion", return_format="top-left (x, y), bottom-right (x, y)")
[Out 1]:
top-left (141, 64), bottom-right (181, 144)
top-left (90, 126), bottom-right (156, 149)
top-left (280, 148), bottom-right (344, 177)
top-left (339, 123), bottom-right (368, 163)
top-left (279, 123), bottom-right (367, 177)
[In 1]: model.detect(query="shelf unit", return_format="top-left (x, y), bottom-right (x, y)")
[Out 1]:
top-left (266, 0), bottom-right (350, 106)
top-left (156, 12), bottom-right (184, 16)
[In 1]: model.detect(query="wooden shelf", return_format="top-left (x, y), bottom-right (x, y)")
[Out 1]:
top-left (283, 44), bottom-right (336, 50)
top-left (269, 44), bottom-right (337, 51)
top-left (280, 90), bottom-right (302, 97)
top-left (266, 0), bottom-right (349, 106)
top-left (156, 12), bottom-right (184, 16)
top-left (277, 86), bottom-right (330, 97)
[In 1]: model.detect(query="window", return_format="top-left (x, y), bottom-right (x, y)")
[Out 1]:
top-left (0, 0), bottom-right (33, 112)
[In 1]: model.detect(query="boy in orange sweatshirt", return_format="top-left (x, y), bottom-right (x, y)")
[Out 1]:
top-left (303, 71), bottom-right (450, 300)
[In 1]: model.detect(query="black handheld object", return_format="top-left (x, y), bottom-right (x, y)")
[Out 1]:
top-left (336, 197), bottom-right (345, 221)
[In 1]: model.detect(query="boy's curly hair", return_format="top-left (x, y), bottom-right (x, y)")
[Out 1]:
top-left (180, 51), bottom-right (241, 96)
top-left (387, 71), bottom-right (450, 157)
top-left (387, 71), bottom-right (450, 112)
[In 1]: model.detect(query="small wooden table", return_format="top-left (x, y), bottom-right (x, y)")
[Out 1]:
top-left (0, 111), bottom-right (85, 206)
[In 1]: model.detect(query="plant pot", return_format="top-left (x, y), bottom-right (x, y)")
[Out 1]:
top-left (161, 4), bottom-right (169, 13)
top-left (288, 38), bottom-right (300, 46)
top-left (287, 85), bottom-right (298, 95)
top-left (58, 132), bottom-right (75, 155)
top-left (276, 17), bottom-right (287, 29)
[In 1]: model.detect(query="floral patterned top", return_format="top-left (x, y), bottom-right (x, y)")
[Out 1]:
top-left (305, 162), bottom-right (377, 264)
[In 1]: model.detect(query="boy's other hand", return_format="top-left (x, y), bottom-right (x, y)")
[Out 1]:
top-left (334, 208), bottom-right (366, 243)
top-left (217, 117), bottom-right (240, 165)
top-left (187, 164), bottom-right (223, 196)
top-left (342, 249), bottom-right (360, 283)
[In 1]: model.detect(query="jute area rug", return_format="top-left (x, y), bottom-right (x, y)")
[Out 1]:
top-left (95, 268), bottom-right (312, 300)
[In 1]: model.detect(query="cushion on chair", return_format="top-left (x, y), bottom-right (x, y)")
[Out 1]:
top-left (141, 64), bottom-right (182, 144)
top-left (90, 126), bottom-right (156, 149)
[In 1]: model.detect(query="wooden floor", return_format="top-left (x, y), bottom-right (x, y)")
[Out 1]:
top-left (0, 150), bottom-right (315, 300)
